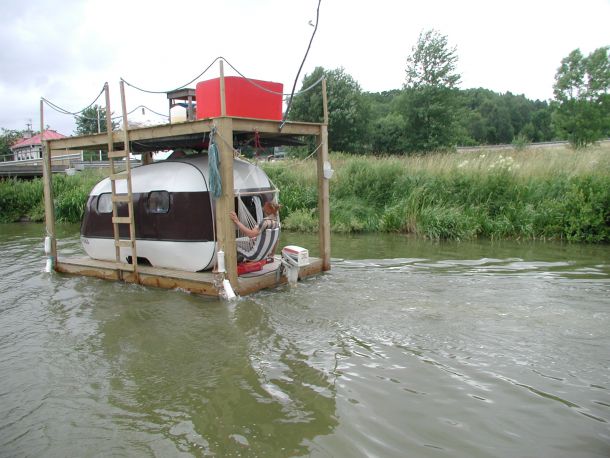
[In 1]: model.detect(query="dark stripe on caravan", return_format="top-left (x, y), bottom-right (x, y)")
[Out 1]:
top-left (81, 191), bottom-right (215, 242)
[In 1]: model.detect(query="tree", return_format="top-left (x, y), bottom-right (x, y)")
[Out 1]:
top-left (0, 128), bottom-right (27, 161)
top-left (288, 67), bottom-right (370, 153)
top-left (405, 29), bottom-right (460, 89)
top-left (74, 105), bottom-right (119, 160)
top-left (371, 113), bottom-right (407, 154)
top-left (400, 29), bottom-right (462, 153)
top-left (553, 47), bottom-right (610, 147)
top-left (74, 105), bottom-right (118, 136)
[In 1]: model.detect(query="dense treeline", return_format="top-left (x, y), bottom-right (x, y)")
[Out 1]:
top-left (288, 31), bottom-right (609, 154)
top-left (366, 88), bottom-right (554, 149)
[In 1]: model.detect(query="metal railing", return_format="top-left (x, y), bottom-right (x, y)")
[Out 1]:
top-left (0, 152), bottom-right (141, 172)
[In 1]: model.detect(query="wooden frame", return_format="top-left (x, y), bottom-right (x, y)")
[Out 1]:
top-left (41, 67), bottom-right (331, 297)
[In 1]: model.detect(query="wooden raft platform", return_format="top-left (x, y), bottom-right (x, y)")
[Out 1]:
top-left (56, 256), bottom-right (324, 297)
top-left (40, 65), bottom-right (331, 298)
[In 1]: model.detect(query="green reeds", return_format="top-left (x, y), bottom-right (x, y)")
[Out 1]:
top-left (2, 146), bottom-right (608, 243)
top-left (263, 144), bottom-right (610, 242)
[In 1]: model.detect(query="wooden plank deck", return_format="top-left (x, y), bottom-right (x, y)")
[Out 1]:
top-left (55, 256), bottom-right (324, 297)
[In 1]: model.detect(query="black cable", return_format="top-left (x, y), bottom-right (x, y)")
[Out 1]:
top-left (41, 85), bottom-right (105, 116)
top-left (280, 0), bottom-right (322, 128)
top-left (121, 57), bottom-right (222, 94)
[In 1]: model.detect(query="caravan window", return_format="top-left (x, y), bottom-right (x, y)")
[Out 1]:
top-left (148, 191), bottom-right (170, 214)
top-left (97, 193), bottom-right (112, 213)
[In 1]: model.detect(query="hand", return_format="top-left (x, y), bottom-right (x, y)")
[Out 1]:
top-left (229, 211), bottom-right (239, 224)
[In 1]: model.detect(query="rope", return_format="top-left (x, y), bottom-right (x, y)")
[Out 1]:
top-left (208, 127), bottom-right (222, 198)
top-left (213, 128), bottom-right (241, 157)
top-left (121, 57), bottom-right (222, 94)
top-left (41, 85), bottom-right (105, 116)
top-left (126, 105), bottom-right (169, 118)
top-left (301, 142), bottom-right (322, 162)
top-left (281, 0), bottom-right (322, 128)
top-left (120, 55), bottom-right (324, 98)
top-left (67, 104), bottom-right (170, 123)
top-left (222, 57), bottom-right (324, 97)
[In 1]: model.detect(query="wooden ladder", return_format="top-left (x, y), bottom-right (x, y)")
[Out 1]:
top-left (104, 82), bottom-right (139, 281)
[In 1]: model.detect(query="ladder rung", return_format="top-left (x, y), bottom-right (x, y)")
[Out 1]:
top-left (112, 194), bottom-right (131, 203)
top-left (108, 150), bottom-right (128, 159)
top-left (112, 216), bottom-right (132, 224)
top-left (109, 171), bottom-right (128, 181)
top-left (115, 239), bottom-right (134, 248)
top-left (112, 261), bottom-right (135, 272)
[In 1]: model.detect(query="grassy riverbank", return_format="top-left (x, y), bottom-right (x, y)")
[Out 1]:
top-left (1, 145), bottom-right (608, 242)
top-left (0, 170), bottom-right (105, 224)
top-left (263, 145), bottom-right (610, 242)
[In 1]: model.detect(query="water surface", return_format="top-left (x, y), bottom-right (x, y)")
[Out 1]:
top-left (1, 224), bottom-right (609, 457)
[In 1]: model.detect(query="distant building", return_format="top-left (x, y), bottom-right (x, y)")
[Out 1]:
top-left (10, 130), bottom-right (66, 161)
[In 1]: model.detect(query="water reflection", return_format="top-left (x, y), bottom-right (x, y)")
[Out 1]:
top-left (90, 288), bottom-right (338, 456)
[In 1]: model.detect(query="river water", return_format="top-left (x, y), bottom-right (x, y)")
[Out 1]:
top-left (0, 223), bottom-right (609, 457)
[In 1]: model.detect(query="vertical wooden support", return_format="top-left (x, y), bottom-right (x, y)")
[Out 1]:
top-left (317, 124), bottom-right (331, 271)
top-left (40, 99), bottom-right (57, 264)
top-left (141, 153), bottom-right (153, 165)
top-left (105, 84), bottom-right (121, 264)
top-left (214, 117), bottom-right (237, 286)
top-left (119, 80), bottom-right (139, 283)
top-left (322, 78), bottom-right (329, 125)
top-left (219, 60), bottom-right (227, 117)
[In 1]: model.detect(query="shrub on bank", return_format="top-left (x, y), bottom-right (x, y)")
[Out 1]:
top-left (0, 170), bottom-right (104, 224)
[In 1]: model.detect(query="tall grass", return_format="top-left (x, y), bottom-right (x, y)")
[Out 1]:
top-left (263, 144), bottom-right (610, 242)
top-left (2, 147), bottom-right (608, 243)
top-left (0, 170), bottom-right (105, 223)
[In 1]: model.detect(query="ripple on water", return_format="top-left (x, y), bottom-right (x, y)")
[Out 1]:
top-left (1, 229), bottom-right (610, 457)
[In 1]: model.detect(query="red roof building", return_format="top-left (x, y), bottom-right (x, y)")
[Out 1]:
top-left (10, 130), bottom-right (66, 161)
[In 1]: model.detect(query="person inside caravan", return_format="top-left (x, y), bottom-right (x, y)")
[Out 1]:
top-left (229, 201), bottom-right (281, 262)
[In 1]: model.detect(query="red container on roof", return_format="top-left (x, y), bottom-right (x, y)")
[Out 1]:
top-left (195, 77), bottom-right (283, 121)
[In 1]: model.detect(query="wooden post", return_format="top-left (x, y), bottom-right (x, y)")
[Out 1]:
top-left (322, 78), bottom-right (329, 125)
top-left (104, 83), bottom-right (121, 264)
top-left (214, 117), bottom-right (237, 286)
top-left (40, 99), bottom-right (57, 264)
top-left (317, 124), bottom-right (331, 271)
top-left (120, 80), bottom-right (140, 283)
top-left (219, 59), bottom-right (227, 117)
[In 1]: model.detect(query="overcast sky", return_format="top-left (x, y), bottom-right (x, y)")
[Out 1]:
top-left (1, 0), bottom-right (609, 135)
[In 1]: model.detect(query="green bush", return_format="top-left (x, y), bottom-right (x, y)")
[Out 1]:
top-left (0, 170), bottom-right (104, 223)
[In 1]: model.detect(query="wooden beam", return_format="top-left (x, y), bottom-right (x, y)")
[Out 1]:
top-left (219, 59), bottom-right (227, 117)
top-left (47, 118), bottom-right (323, 151)
top-left (40, 99), bottom-right (57, 262)
top-left (46, 132), bottom-right (109, 150)
top-left (106, 84), bottom-right (121, 266)
top-left (317, 124), bottom-right (331, 271)
top-left (47, 120), bottom-right (214, 150)
top-left (232, 118), bottom-right (322, 136)
top-left (55, 258), bottom-right (219, 296)
top-left (322, 78), bottom-right (329, 125)
top-left (213, 117), bottom-right (238, 286)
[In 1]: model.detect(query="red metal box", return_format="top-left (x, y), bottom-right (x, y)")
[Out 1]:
top-left (195, 77), bottom-right (283, 121)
